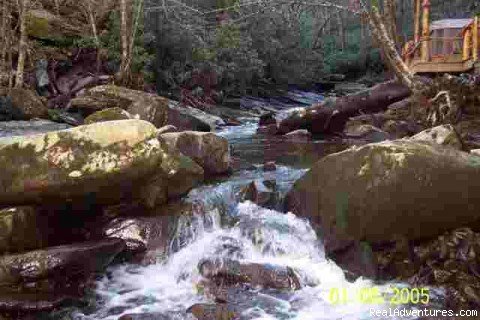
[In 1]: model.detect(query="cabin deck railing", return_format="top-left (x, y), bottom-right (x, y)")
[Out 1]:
top-left (403, 21), bottom-right (480, 73)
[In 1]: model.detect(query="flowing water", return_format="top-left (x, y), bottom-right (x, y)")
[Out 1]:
top-left (72, 96), bottom-right (445, 320)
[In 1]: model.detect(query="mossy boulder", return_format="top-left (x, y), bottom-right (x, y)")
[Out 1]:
top-left (70, 85), bottom-right (168, 128)
top-left (285, 140), bottom-right (480, 253)
top-left (0, 119), bottom-right (187, 207)
top-left (408, 124), bottom-right (463, 150)
top-left (0, 207), bottom-right (45, 255)
top-left (84, 107), bottom-right (136, 125)
top-left (160, 131), bottom-right (230, 175)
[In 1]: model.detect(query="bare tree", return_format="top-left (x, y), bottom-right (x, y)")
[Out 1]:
top-left (15, 0), bottom-right (29, 88)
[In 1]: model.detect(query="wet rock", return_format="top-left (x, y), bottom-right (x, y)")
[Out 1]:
top-left (102, 202), bottom-right (194, 263)
top-left (284, 129), bottom-right (311, 140)
top-left (238, 180), bottom-right (278, 209)
top-left (285, 140), bottom-right (480, 265)
top-left (156, 125), bottom-right (177, 135)
top-left (35, 59), bottom-right (49, 97)
top-left (0, 119), bottom-right (71, 138)
top-left (160, 131), bottom-right (230, 175)
top-left (198, 258), bottom-right (301, 290)
top-left (408, 124), bottom-right (463, 150)
top-left (0, 119), bottom-right (192, 208)
top-left (256, 124), bottom-right (278, 135)
top-left (70, 85), bottom-right (168, 127)
top-left (384, 97), bottom-right (412, 120)
top-left (0, 239), bottom-right (124, 304)
top-left (259, 112), bottom-right (276, 126)
top-left (48, 109), bottom-right (84, 126)
top-left (0, 207), bottom-right (46, 255)
top-left (263, 161), bottom-right (276, 171)
top-left (84, 107), bottom-right (136, 125)
top-left (1, 88), bottom-right (49, 120)
top-left (344, 124), bottom-right (390, 143)
top-left (187, 303), bottom-right (239, 320)
top-left (168, 100), bottom-right (224, 132)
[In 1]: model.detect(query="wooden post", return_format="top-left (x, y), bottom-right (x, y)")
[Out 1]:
top-left (463, 28), bottom-right (472, 61)
top-left (414, 0), bottom-right (421, 43)
top-left (421, 0), bottom-right (430, 62)
top-left (474, 16), bottom-right (479, 62)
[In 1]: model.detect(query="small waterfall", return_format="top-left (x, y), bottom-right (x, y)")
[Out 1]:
top-left (76, 201), bottom-right (434, 320)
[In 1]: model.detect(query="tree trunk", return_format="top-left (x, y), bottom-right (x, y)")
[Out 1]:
top-left (15, 0), bottom-right (28, 88)
top-left (383, 0), bottom-right (397, 46)
top-left (366, 4), bottom-right (417, 92)
top-left (0, 0), bottom-right (8, 80)
top-left (119, 0), bottom-right (130, 84)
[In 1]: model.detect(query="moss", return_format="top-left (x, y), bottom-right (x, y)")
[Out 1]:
top-left (84, 107), bottom-right (132, 125)
top-left (26, 12), bottom-right (49, 39)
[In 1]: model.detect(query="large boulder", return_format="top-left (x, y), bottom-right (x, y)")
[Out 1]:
top-left (408, 124), bottom-right (463, 150)
top-left (0, 239), bottom-right (125, 312)
top-left (70, 85), bottom-right (168, 128)
top-left (0, 207), bottom-right (45, 255)
top-left (0, 119), bottom-right (198, 208)
top-left (160, 131), bottom-right (230, 175)
top-left (167, 100), bottom-right (224, 131)
top-left (0, 88), bottom-right (49, 120)
top-left (285, 140), bottom-right (480, 256)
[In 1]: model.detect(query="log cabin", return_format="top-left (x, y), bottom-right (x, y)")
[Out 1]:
top-left (402, 0), bottom-right (480, 74)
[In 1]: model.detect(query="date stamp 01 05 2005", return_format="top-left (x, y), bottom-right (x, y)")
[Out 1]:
top-left (327, 287), bottom-right (430, 306)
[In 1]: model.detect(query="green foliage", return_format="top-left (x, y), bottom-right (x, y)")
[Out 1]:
top-left (216, 24), bottom-right (240, 49)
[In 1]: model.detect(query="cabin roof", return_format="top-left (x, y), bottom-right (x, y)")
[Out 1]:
top-left (430, 19), bottom-right (473, 30)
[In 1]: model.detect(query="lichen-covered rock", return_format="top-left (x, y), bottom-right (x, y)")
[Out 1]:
top-left (0, 207), bottom-right (45, 255)
top-left (408, 124), bottom-right (463, 150)
top-left (160, 131), bottom-right (230, 175)
top-left (1, 88), bottom-right (49, 120)
top-left (70, 85), bottom-right (168, 128)
top-left (285, 140), bottom-right (480, 253)
top-left (84, 107), bottom-right (136, 125)
top-left (0, 120), bottom-right (182, 207)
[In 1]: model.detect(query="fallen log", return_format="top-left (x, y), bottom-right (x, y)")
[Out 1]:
top-left (278, 81), bottom-right (411, 134)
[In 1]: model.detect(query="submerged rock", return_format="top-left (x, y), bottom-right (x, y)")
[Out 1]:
top-left (408, 124), bottom-right (463, 150)
top-left (160, 131), bottom-right (230, 175)
top-left (259, 112), bottom-right (276, 126)
top-left (0, 119), bottom-right (193, 208)
top-left (84, 107), bottom-right (136, 124)
top-left (187, 303), bottom-right (239, 320)
top-left (70, 85), bottom-right (168, 127)
top-left (285, 140), bottom-right (480, 261)
top-left (344, 124), bottom-right (390, 143)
